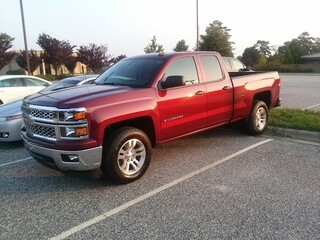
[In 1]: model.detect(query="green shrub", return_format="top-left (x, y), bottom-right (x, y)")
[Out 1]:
top-left (36, 74), bottom-right (56, 81)
top-left (6, 69), bottom-right (26, 75)
top-left (253, 63), bottom-right (313, 73)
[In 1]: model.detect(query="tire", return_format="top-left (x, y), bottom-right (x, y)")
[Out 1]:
top-left (101, 127), bottom-right (152, 184)
top-left (246, 100), bottom-right (268, 135)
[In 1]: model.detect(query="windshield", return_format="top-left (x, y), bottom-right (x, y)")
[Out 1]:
top-left (42, 80), bottom-right (79, 91)
top-left (95, 58), bottom-right (164, 88)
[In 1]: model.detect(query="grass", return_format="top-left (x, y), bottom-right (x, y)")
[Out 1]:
top-left (269, 108), bottom-right (320, 132)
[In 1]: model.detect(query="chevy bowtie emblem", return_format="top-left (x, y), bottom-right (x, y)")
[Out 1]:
top-left (26, 115), bottom-right (34, 124)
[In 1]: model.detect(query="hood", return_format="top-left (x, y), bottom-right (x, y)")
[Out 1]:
top-left (0, 99), bottom-right (23, 116)
top-left (23, 84), bottom-right (134, 108)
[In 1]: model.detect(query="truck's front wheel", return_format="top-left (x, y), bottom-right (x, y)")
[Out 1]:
top-left (101, 127), bottom-right (152, 184)
top-left (247, 100), bottom-right (268, 135)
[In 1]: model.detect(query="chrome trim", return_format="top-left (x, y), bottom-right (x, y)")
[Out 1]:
top-left (22, 132), bottom-right (102, 171)
top-left (22, 104), bottom-right (87, 124)
top-left (22, 103), bottom-right (88, 141)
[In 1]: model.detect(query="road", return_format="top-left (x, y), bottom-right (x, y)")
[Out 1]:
top-left (280, 73), bottom-right (320, 111)
top-left (1, 128), bottom-right (319, 239)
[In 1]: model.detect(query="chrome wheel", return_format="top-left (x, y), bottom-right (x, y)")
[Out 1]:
top-left (102, 127), bottom-right (152, 184)
top-left (117, 138), bottom-right (146, 176)
top-left (255, 107), bottom-right (267, 131)
top-left (247, 100), bottom-right (268, 135)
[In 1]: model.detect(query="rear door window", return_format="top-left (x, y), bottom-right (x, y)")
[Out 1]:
top-left (200, 55), bottom-right (224, 82)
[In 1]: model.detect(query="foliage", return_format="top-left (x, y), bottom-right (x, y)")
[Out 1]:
top-left (241, 47), bottom-right (261, 66)
top-left (238, 32), bottom-right (320, 72)
top-left (6, 69), bottom-right (25, 75)
top-left (37, 33), bottom-right (75, 76)
top-left (64, 55), bottom-right (78, 74)
top-left (198, 20), bottom-right (234, 57)
top-left (269, 108), bottom-right (320, 132)
top-left (278, 32), bottom-right (320, 64)
top-left (36, 74), bottom-right (56, 81)
top-left (107, 54), bottom-right (126, 65)
top-left (173, 39), bottom-right (189, 52)
top-left (144, 36), bottom-right (164, 53)
top-left (241, 40), bottom-right (271, 67)
top-left (254, 40), bottom-right (271, 58)
top-left (0, 33), bottom-right (17, 71)
top-left (253, 62), bottom-right (312, 73)
top-left (15, 49), bottom-right (41, 75)
top-left (77, 43), bottom-right (109, 74)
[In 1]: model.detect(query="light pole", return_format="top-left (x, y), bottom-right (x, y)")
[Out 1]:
top-left (19, 0), bottom-right (31, 75)
top-left (196, 0), bottom-right (199, 51)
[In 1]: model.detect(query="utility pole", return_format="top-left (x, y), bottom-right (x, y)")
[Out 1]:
top-left (19, 0), bottom-right (31, 75)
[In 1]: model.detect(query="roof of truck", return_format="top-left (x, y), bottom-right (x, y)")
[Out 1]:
top-left (127, 51), bottom-right (221, 60)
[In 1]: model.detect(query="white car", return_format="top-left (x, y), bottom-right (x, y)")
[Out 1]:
top-left (0, 75), bottom-right (98, 142)
top-left (0, 75), bottom-right (51, 105)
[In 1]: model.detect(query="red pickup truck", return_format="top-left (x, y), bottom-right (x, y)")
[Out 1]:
top-left (21, 51), bottom-right (281, 183)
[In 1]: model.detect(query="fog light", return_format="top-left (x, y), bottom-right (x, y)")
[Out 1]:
top-left (0, 132), bottom-right (9, 138)
top-left (61, 154), bottom-right (80, 162)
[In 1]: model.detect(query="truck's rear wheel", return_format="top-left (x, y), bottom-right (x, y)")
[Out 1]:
top-left (101, 127), bottom-right (152, 184)
top-left (247, 100), bottom-right (268, 135)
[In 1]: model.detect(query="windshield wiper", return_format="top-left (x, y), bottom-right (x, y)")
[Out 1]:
top-left (100, 82), bottom-right (127, 86)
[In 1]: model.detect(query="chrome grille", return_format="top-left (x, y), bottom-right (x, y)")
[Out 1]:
top-left (22, 104), bottom-right (88, 141)
top-left (25, 121), bottom-right (56, 139)
top-left (22, 105), bottom-right (54, 120)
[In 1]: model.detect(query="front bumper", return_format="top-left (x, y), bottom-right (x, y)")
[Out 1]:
top-left (21, 131), bottom-right (102, 171)
top-left (0, 118), bottom-right (23, 142)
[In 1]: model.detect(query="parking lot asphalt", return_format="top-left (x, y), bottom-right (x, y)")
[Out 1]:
top-left (1, 128), bottom-right (320, 239)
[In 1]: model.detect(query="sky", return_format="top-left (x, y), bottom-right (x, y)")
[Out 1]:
top-left (0, 0), bottom-right (319, 58)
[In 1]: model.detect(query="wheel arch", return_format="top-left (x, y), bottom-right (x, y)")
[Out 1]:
top-left (253, 91), bottom-right (271, 108)
top-left (103, 116), bottom-right (156, 147)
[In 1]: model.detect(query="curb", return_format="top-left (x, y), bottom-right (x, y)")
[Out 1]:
top-left (265, 126), bottom-right (320, 143)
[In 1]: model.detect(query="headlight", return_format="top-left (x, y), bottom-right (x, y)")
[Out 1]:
top-left (59, 110), bottom-right (86, 122)
top-left (58, 109), bottom-right (88, 139)
top-left (0, 114), bottom-right (22, 122)
top-left (60, 126), bottom-right (88, 138)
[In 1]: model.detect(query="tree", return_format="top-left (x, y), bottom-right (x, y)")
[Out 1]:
top-left (198, 20), bottom-right (234, 57)
top-left (0, 33), bottom-right (17, 71)
top-left (107, 54), bottom-right (126, 66)
top-left (144, 36), bottom-right (164, 53)
top-left (254, 40), bottom-right (271, 58)
top-left (64, 55), bottom-right (78, 75)
top-left (278, 32), bottom-right (320, 64)
top-left (15, 50), bottom-right (41, 75)
top-left (77, 43), bottom-right (109, 73)
top-left (37, 33), bottom-right (75, 76)
top-left (241, 47), bottom-right (261, 67)
top-left (173, 39), bottom-right (189, 52)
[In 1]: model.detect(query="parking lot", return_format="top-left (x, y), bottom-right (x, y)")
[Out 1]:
top-left (1, 128), bottom-right (320, 239)
top-left (280, 73), bottom-right (320, 111)
top-left (1, 73), bottom-right (320, 239)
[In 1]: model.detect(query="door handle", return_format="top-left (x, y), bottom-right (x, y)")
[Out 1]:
top-left (195, 91), bottom-right (205, 96)
top-left (222, 86), bottom-right (232, 90)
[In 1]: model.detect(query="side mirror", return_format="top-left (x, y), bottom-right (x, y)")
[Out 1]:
top-left (161, 75), bottom-right (186, 89)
